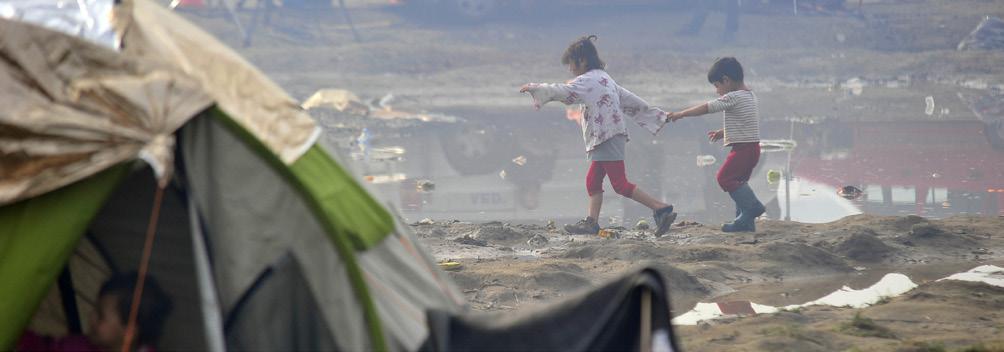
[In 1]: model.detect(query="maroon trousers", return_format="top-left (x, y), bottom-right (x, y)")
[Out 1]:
top-left (586, 160), bottom-right (637, 197)
top-left (716, 142), bottom-right (760, 192)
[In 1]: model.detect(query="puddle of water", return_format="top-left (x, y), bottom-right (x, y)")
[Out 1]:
top-left (671, 266), bottom-right (1004, 325)
top-left (323, 107), bottom-right (1004, 225)
top-left (769, 119), bottom-right (1004, 221)
top-left (777, 178), bottom-right (863, 223)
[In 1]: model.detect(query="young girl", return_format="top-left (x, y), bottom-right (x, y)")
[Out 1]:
top-left (520, 35), bottom-right (677, 237)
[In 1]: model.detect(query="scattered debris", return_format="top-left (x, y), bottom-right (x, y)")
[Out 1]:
top-left (356, 127), bottom-right (371, 153)
top-left (838, 185), bottom-right (863, 200)
top-left (545, 220), bottom-right (557, 231)
top-left (635, 219), bottom-right (650, 231)
top-left (417, 218), bottom-right (435, 225)
top-left (767, 169), bottom-right (782, 184)
top-left (498, 170), bottom-right (507, 180)
top-left (364, 173), bottom-right (407, 184)
top-left (676, 221), bottom-right (700, 227)
top-left (844, 77), bottom-right (865, 96)
top-left (438, 261), bottom-right (463, 271)
top-left (302, 89), bottom-right (370, 115)
top-left (454, 235), bottom-right (488, 247)
top-left (372, 92), bottom-right (395, 110)
top-left (759, 139), bottom-right (797, 152)
top-left (598, 229), bottom-right (619, 239)
top-left (527, 234), bottom-right (549, 247)
top-left (416, 179), bottom-right (436, 192)
top-left (696, 155), bottom-right (717, 167)
top-left (354, 146), bottom-right (406, 162)
top-left (512, 155), bottom-right (527, 166)
top-left (302, 88), bottom-right (462, 122)
top-left (958, 16), bottom-right (1004, 51)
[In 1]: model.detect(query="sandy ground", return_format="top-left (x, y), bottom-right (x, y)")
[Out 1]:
top-left (409, 215), bottom-right (1004, 351)
top-left (176, 1), bottom-right (1004, 350)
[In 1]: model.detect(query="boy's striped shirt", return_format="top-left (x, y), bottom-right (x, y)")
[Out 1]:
top-left (707, 90), bottom-right (760, 146)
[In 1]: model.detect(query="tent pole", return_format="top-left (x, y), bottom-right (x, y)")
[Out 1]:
top-left (121, 185), bottom-right (166, 352)
top-left (57, 267), bottom-right (83, 334)
top-left (188, 196), bottom-right (227, 352)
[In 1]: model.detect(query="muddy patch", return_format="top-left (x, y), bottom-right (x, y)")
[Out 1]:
top-left (835, 229), bottom-right (895, 262)
top-left (760, 242), bottom-right (853, 274)
top-left (472, 222), bottom-right (531, 243)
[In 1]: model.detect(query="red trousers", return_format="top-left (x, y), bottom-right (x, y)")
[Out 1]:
top-left (586, 160), bottom-right (636, 197)
top-left (717, 142), bottom-right (760, 192)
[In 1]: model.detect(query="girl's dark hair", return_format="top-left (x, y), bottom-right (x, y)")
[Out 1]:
top-left (561, 35), bottom-right (605, 71)
top-left (99, 272), bottom-right (173, 346)
top-left (707, 57), bottom-right (744, 83)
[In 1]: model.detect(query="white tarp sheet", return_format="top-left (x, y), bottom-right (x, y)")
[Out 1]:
top-left (0, 0), bottom-right (119, 49)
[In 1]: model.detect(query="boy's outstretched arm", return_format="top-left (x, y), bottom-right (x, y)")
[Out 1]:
top-left (668, 102), bottom-right (709, 122)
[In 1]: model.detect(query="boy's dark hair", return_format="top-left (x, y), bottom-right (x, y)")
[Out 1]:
top-left (99, 272), bottom-right (173, 346)
top-left (561, 35), bottom-right (605, 71)
top-left (707, 57), bottom-right (744, 84)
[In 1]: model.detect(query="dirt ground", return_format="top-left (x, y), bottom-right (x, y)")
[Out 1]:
top-left (409, 215), bottom-right (1004, 351)
top-left (177, 1), bottom-right (1004, 350)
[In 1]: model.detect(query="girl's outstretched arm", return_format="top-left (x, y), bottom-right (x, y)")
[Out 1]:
top-left (520, 76), bottom-right (589, 109)
top-left (617, 86), bottom-right (668, 134)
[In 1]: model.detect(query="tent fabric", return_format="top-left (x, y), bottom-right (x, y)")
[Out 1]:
top-left (289, 145), bottom-right (395, 249)
top-left (0, 18), bottom-right (211, 205)
top-left (0, 0), bottom-right (321, 206)
top-left (119, 0), bottom-right (320, 165)
top-left (356, 225), bottom-right (467, 351)
top-left (181, 112), bottom-right (467, 351)
top-left (25, 237), bottom-right (112, 339)
top-left (0, 164), bottom-right (130, 349)
top-left (223, 253), bottom-right (339, 351)
top-left (179, 114), bottom-right (379, 351)
top-left (424, 268), bottom-right (680, 352)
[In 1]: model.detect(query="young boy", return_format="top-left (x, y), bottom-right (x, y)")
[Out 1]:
top-left (668, 57), bottom-right (765, 232)
top-left (18, 272), bottom-right (172, 352)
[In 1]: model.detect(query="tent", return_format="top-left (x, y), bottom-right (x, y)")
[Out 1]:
top-left (0, 1), bottom-right (680, 351)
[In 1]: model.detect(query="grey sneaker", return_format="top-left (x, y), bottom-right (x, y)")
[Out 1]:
top-left (564, 217), bottom-right (600, 235)
top-left (653, 206), bottom-right (677, 237)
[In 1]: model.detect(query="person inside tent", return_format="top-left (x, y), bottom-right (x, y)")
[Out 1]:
top-left (17, 272), bottom-right (173, 352)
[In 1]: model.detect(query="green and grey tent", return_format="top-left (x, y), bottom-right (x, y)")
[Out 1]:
top-left (0, 1), bottom-right (679, 351)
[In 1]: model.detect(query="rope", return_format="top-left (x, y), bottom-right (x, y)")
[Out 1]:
top-left (120, 185), bottom-right (166, 352)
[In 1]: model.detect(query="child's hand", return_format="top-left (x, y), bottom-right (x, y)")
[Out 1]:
top-left (668, 112), bottom-right (684, 122)
top-left (707, 129), bottom-right (724, 142)
top-left (520, 84), bottom-right (542, 109)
